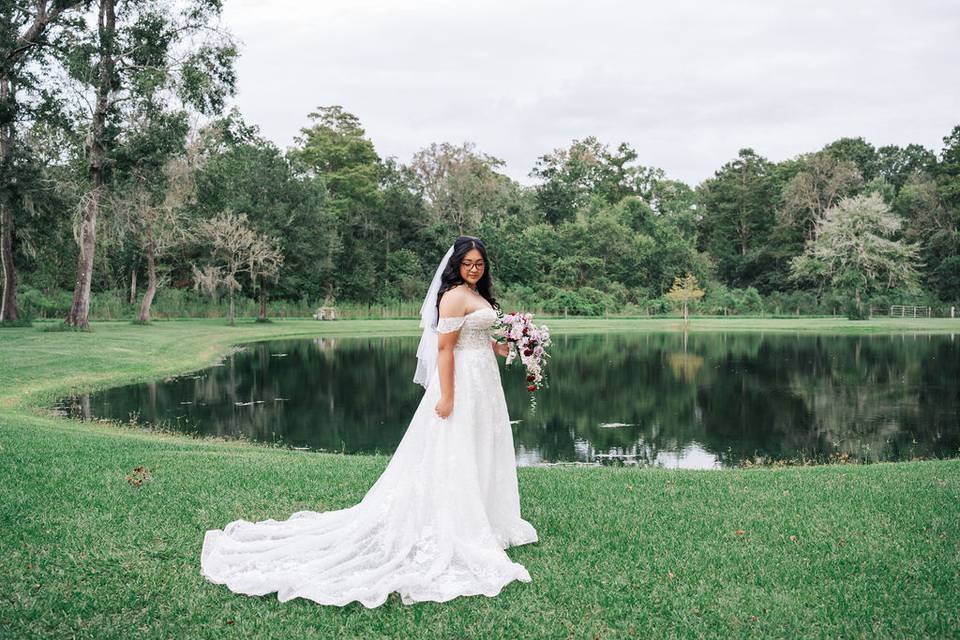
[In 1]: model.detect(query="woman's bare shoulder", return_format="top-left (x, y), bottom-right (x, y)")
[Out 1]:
top-left (438, 286), bottom-right (469, 317)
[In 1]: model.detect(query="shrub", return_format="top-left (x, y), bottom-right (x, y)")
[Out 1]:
top-left (845, 298), bottom-right (869, 320)
top-left (542, 287), bottom-right (613, 316)
top-left (18, 285), bottom-right (71, 318)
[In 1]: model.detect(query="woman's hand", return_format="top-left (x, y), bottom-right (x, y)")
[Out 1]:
top-left (434, 395), bottom-right (454, 419)
top-left (493, 341), bottom-right (510, 357)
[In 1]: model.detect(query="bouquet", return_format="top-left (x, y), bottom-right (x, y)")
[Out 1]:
top-left (492, 311), bottom-right (552, 411)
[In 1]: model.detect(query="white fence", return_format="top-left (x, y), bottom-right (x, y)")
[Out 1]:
top-left (869, 305), bottom-right (957, 318)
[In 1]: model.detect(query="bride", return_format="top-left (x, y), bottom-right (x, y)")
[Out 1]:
top-left (200, 235), bottom-right (539, 607)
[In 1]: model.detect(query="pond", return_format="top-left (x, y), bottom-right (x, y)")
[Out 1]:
top-left (56, 331), bottom-right (960, 468)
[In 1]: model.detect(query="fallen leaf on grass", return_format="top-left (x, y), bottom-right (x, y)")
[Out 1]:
top-left (126, 465), bottom-right (152, 488)
top-left (735, 529), bottom-right (745, 536)
top-left (789, 535), bottom-right (797, 543)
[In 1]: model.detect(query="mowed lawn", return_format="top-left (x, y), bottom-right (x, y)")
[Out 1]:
top-left (1, 317), bottom-right (958, 639)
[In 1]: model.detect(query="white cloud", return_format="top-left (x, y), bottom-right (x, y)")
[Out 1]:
top-left (221, 0), bottom-right (960, 185)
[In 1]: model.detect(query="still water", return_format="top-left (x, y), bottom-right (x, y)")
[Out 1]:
top-left (58, 332), bottom-right (960, 468)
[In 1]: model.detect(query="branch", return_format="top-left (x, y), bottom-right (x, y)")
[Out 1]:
top-left (6, 1), bottom-right (78, 64)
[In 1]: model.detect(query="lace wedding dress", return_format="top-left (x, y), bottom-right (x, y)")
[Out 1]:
top-left (200, 306), bottom-right (538, 607)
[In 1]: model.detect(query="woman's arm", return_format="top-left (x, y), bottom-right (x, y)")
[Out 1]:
top-left (434, 292), bottom-right (465, 419)
top-left (435, 330), bottom-right (457, 418)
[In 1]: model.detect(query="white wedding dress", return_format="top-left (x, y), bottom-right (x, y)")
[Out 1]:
top-left (200, 306), bottom-right (538, 607)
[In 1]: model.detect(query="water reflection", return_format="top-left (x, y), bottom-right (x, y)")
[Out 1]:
top-left (57, 331), bottom-right (960, 468)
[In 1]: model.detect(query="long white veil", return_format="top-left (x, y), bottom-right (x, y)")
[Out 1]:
top-left (413, 243), bottom-right (456, 387)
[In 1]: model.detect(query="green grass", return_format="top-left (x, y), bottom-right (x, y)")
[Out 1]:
top-left (1, 317), bottom-right (959, 638)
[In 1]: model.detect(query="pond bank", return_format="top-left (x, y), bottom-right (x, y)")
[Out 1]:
top-left (7, 315), bottom-right (960, 413)
top-left (1, 318), bottom-right (958, 637)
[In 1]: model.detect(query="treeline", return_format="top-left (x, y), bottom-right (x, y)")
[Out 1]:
top-left (2, 2), bottom-right (959, 325)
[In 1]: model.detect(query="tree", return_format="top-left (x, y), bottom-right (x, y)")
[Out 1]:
top-left (62, 0), bottom-right (237, 328)
top-left (378, 158), bottom-right (435, 299)
top-left (530, 137), bottom-right (663, 225)
top-left (1, 0), bottom-right (85, 321)
top-left (896, 173), bottom-right (946, 224)
top-left (822, 137), bottom-right (878, 182)
top-left (876, 143), bottom-right (936, 193)
top-left (0, 122), bottom-right (80, 298)
top-left (190, 113), bottom-right (332, 305)
top-left (554, 210), bottom-right (649, 291)
top-left (665, 272), bottom-right (705, 323)
top-left (103, 71), bottom-right (201, 322)
top-left (697, 149), bottom-right (778, 289)
top-left (789, 193), bottom-right (922, 313)
top-left (921, 124), bottom-right (960, 301)
top-left (191, 211), bottom-right (283, 325)
top-left (290, 105), bottom-right (382, 300)
top-left (291, 105), bottom-right (380, 212)
top-left (410, 141), bottom-right (514, 234)
top-left (935, 125), bottom-right (960, 213)
top-left (778, 151), bottom-right (863, 243)
top-left (109, 149), bottom-right (196, 322)
top-left (248, 229), bottom-right (284, 322)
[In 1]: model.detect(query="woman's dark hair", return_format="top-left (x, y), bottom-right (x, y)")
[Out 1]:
top-left (436, 236), bottom-right (500, 316)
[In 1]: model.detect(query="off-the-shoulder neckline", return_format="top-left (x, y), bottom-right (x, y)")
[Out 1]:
top-left (440, 305), bottom-right (494, 321)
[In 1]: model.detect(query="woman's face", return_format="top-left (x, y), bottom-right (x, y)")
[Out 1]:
top-left (459, 248), bottom-right (485, 287)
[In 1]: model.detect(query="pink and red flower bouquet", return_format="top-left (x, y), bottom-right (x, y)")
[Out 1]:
top-left (492, 311), bottom-right (552, 410)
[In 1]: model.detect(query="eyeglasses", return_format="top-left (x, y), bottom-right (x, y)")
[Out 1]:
top-left (461, 261), bottom-right (485, 271)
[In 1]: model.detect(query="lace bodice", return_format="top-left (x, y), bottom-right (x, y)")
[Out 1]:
top-left (437, 306), bottom-right (498, 351)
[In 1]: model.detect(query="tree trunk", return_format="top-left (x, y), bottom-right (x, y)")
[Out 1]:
top-left (0, 196), bottom-right (16, 322)
top-left (854, 287), bottom-right (861, 313)
top-left (137, 228), bottom-right (157, 322)
top-left (0, 201), bottom-right (15, 322)
top-left (65, 0), bottom-right (115, 329)
top-left (228, 291), bottom-right (235, 326)
top-left (0, 75), bottom-right (17, 322)
top-left (258, 279), bottom-right (267, 321)
top-left (66, 191), bottom-right (99, 328)
top-left (129, 267), bottom-right (136, 305)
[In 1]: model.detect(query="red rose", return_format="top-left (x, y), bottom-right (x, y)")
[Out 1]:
top-left (523, 349), bottom-right (533, 356)
top-left (526, 374), bottom-right (536, 382)
top-left (522, 327), bottom-right (529, 335)
top-left (527, 385), bottom-right (537, 392)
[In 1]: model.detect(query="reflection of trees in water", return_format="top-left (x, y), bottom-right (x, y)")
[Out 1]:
top-left (67, 331), bottom-right (960, 466)
top-left (235, 337), bottom-right (426, 453)
top-left (509, 331), bottom-right (959, 465)
top-left (506, 333), bottom-right (714, 462)
top-left (782, 334), bottom-right (960, 461)
top-left (667, 352), bottom-right (704, 383)
top-left (697, 333), bottom-right (959, 463)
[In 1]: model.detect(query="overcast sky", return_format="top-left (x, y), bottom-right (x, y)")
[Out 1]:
top-left (219, 0), bottom-right (960, 186)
